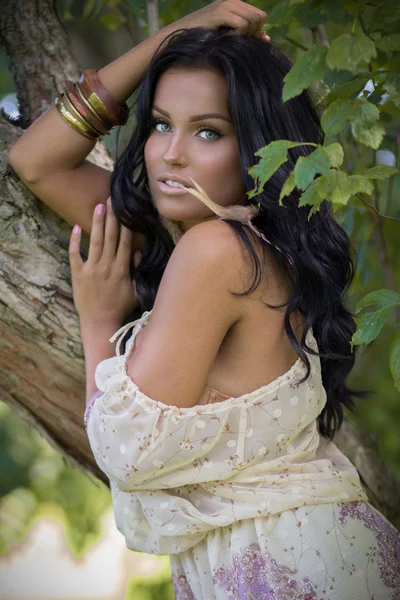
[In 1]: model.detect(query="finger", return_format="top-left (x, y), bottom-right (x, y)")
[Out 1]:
top-left (116, 223), bottom-right (134, 272)
top-left (229, 4), bottom-right (266, 37)
top-left (101, 197), bottom-right (120, 264)
top-left (69, 224), bottom-right (84, 271)
top-left (88, 203), bottom-right (106, 264)
top-left (255, 30), bottom-right (271, 43)
top-left (224, 12), bottom-right (251, 35)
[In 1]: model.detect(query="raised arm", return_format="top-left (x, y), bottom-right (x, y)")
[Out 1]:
top-left (6, 22), bottom-right (180, 237)
top-left (7, 1), bottom-right (268, 237)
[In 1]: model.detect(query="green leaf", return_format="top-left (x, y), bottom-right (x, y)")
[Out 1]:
top-left (383, 75), bottom-right (400, 109)
top-left (314, 171), bottom-right (373, 209)
top-left (350, 98), bottom-right (383, 149)
top-left (279, 171), bottom-right (296, 205)
top-left (298, 177), bottom-right (324, 209)
top-left (268, 1), bottom-right (301, 27)
top-left (375, 34), bottom-right (400, 56)
top-left (294, 147), bottom-right (331, 190)
top-left (325, 143), bottom-right (344, 168)
top-left (367, 83), bottom-right (385, 106)
top-left (248, 140), bottom-right (305, 197)
top-left (356, 289), bottom-right (400, 313)
top-left (351, 306), bottom-right (392, 348)
top-left (264, 1), bottom-right (300, 29)
top-left (283, 46), bottom-right (328, 101)
top-left (351, 122), bottom-right (385, 149)
top-left (363, 165), bottom-right (398, 180)
top-left (354, 97), bottom-right (380, 127)
top-left (325, 73), bottom-right (373, 106)
top-left (321, 98), bottom-right (358, 137)
top-left (323, 69), bottom-right (354, 89)
top-left (389, 331), bottom-right (400, 392)
top-left (326, 34), bottom-right (377, 72)
top-left (318, 0), bottom-right (352, 25)
top-left (347, 175), bottom-right (374, 196)
top-left (295, 5), bottom-right (329, 29)
top-left (370, 0), bottom-right (400, 28)
top-left (317, 170), bottom-right (351, 206)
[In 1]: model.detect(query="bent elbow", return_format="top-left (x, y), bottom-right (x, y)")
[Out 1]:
top-left (7, 148), bottom-right (41, 185)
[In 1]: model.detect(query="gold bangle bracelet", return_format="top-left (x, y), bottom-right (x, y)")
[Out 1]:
top-left (74, 83), bottom-right (112, 133)
top-left (65, 80), bottom-right (110, 135)
top-left (83, 87), bottom-right (108, 117)
top-left (62, 92), bottom-right (104, 138)
top-left (55, 96), bottom-right (98, 140)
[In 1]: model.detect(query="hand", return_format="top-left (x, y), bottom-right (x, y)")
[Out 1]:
top-left (169, 0), bottom-right (270, 42)
top-left (69, 198), bottom-right (142, 325)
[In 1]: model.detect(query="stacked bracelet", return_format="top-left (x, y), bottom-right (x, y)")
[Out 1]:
top-left (54, 69), bottom-right (130, 140)
top-left (79, 69), bottom-right (129, 127)
top-left (55, 96), bottom-right (98, 140)
top-left (65, 80), bottom-right (110, 136)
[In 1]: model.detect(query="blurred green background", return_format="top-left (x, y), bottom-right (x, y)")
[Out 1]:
top-left (1, 1), bottom-right (399, 598)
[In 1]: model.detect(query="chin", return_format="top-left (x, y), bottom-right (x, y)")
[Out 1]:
top-left (155, 198), bottom-right (210, 222)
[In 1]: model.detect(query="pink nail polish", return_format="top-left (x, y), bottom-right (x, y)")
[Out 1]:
top-left (73, 224), bottom-right (81, 234)
top-left (96, 204), bottom-right (105, 215)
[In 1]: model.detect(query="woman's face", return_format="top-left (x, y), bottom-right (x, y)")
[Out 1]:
top-left (144, 68), bottom-right (246, 232)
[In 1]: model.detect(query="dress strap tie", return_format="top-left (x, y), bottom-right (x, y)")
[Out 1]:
top-left (109, 310), bottom-right (152, 357)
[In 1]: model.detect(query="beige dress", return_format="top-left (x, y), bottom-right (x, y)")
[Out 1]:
top-left (85, 309), bottom-right (400, 599)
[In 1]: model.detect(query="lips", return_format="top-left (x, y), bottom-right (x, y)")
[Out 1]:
top-left (157, 181), bottom-right (189, 195)
top-left (157, 175), bottom-right (192, 187)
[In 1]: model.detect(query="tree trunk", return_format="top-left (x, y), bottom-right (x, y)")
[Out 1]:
top-left (1, 0), bottom-right (399, 530)
top-left (0, 0), bottom-right (113, 484)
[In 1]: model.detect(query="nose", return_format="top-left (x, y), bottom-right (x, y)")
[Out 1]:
top-left (162, 132), bottom-right (188, 167)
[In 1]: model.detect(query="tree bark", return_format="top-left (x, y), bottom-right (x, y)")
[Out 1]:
top-left (0, 0), bottom-right (399, 531)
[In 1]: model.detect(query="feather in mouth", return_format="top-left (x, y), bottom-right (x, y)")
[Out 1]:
top-left (175, 177), bottom-right (259, 224)
top-left (159, 178), bottom-right (289, 263)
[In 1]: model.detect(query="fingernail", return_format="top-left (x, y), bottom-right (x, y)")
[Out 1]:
top-left (96, 204), bottom-right (105, 215)
top-left (73, 224), bottom-right (81, 234)
top-left (107, 197), bottom-right (111, 206)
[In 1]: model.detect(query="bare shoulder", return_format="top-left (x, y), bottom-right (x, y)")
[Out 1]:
top-left (178, 217), bottom-right (255, 275)
top-left (178, 218), bottom-right (285, 302)
top-left (125, 219), bottom-right (245, 408)
top-left (176, 218), bottom-right (243, 260)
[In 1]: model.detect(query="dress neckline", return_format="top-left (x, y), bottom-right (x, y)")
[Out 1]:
top-left (110, 309), bottom-right (318, 412)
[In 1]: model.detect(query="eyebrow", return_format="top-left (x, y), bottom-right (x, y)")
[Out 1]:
top-left (153, 104), bottom-right (231, 123)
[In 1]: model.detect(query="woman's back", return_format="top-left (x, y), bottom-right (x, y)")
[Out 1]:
top-left (203, 231), bottom-right (305, 402)
top-left (130, 225), bottom-right (306, 405)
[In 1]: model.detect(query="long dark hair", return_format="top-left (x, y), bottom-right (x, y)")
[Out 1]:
top-left (110, 26), bottom-right (365, 438)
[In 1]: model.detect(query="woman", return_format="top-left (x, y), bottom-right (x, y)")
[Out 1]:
top-left (8, 1), bottom-right (399, 598)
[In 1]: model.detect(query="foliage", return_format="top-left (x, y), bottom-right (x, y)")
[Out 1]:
top-left (250, 0), bottom-right (400, 396)
top-left (125, 556), bottom-right (175, 599)
top-left (0, 401), bottom-right (111, 557)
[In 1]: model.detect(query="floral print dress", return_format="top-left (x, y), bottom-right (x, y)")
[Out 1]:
top-left (85, 309), bottom-right (400, 599)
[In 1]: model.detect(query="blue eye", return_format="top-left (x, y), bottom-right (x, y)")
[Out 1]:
top-left (154, 119), bottom-right (171, 133)
top-left (196, 126), bottom-right (221, 141)
top-left (149, 118), bottom-right (222, 141)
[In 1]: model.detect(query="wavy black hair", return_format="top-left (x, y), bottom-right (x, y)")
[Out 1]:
top-left (110, 26), bottom-right (366, 438)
